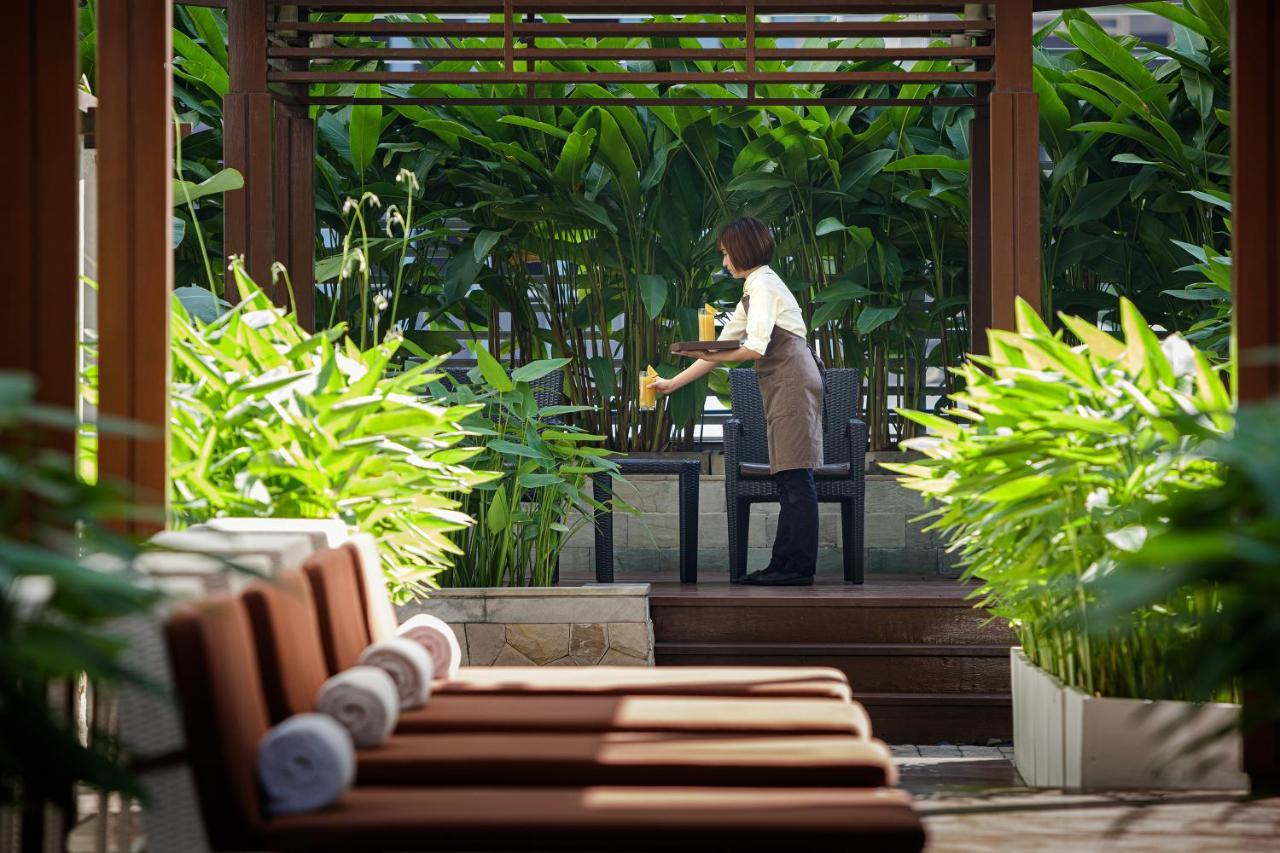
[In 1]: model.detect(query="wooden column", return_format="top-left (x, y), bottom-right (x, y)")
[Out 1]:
top-left (273, 107), bottom-right (316, 328)
top-left (1232, 0), bottom-right (1280, 788)
top-left (225, 0), bottom-right (275, 288)
top-left (1233, 0), bottom-right (1280, 403)
top-left (1, 0), bottom-right (80, 452)
top-left (271, 6), bottom-right (316, 329)
top-left (987, 0), bottom-right (1041, 329)
top-left (969, 101), bottom-right (992, 352)
top-left (97, 0), bottom-right (172, 534)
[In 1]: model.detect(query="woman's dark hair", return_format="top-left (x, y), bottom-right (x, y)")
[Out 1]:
top-left (716, 217), bottom-right (774, 270)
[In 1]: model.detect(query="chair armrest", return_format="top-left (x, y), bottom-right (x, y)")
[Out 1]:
top-left (723, 419), bottom-right (742, 484)
top-left (846, 418), bottom-right (867, 479)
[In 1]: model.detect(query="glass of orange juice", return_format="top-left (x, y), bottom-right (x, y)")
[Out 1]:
top-left (639, 365), bottom-right (658, 410)
top-left (698, 303), bottom-right (717, 341)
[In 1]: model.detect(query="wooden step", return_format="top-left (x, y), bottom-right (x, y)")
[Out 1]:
top-left (856, 693), bottom-right (1012, 745)
top-left (651, 601), bottom-right (1015, 646)
top-left (655, 642), bottom-right (1011, 695)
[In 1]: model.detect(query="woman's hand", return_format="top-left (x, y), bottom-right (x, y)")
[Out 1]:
top-left (651, 376), bottom-right (679, 395)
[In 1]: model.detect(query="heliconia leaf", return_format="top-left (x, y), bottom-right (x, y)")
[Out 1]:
top-left (467, 340), bottom-right (513, 393)
top-left (349, 84), bottom-right (383, 175)
top-left (638, 274), bottom-right (668, 319)
top-left (511, 358), bottom-right (571, 384)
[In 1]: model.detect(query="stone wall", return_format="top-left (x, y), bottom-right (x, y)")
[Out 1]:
top-left (560, 453), bottom-right (955, 578)
top-left (396, 585), bottom-right (654, 666)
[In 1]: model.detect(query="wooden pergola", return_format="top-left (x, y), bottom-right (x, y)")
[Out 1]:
top-left (222, 0), bottom-right (1047, 339)
top-left (2, 0), bottom-right (1278, 782)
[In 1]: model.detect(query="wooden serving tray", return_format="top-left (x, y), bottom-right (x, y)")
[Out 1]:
top-left (671, 340), bottom-right (739, 353)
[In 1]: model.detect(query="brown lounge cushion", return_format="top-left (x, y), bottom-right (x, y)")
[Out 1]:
top-left (740, 462), bottom-right (851, 478)
top-left (304, 547), bottom-right (852, 698)
top-left (243, 574), bottom-right (895, 788)
top-left (245, 571), bottom-right (869, 735)
top-left (169, 596), bottom-right (925, 851)
top-left (351, 731), bottom-right (896, 788)
top-left (263, 786), bottom-right (925, 852)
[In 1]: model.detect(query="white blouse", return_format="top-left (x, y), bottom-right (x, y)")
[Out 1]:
top-left (717, 265), bottom-right (808, 357)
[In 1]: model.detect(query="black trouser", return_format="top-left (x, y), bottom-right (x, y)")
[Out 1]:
top-left (766, 468), bottom-right (819, 577)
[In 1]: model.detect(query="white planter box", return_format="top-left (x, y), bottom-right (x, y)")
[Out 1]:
top-left (1012, 648), bottom-right (1247, 791)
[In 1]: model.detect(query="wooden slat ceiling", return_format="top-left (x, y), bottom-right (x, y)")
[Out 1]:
top-left (264, 1), bottom-right (1014, 107)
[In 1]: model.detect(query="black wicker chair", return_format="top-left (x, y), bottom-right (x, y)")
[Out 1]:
top-left (442, 365), bottom-right (568, 411)
top-left (724, 368), bottom-right (867, 584)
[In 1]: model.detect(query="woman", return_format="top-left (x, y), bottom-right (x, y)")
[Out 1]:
top-left (652, 217), bottom-right (824, 586)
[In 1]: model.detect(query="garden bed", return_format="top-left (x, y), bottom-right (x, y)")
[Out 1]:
top-left (1011, 649), bottom-right (1246, 791)
top-left (396, 585), bottom-right (654, 667)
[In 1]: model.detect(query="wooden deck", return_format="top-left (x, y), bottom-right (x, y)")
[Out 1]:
top-left (627, 575), bottom-right (1015, 744)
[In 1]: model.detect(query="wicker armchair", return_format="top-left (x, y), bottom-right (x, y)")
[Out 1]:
top-left (724, 368), bottom-right (867, 583)
top-left (442, 365), bottom-right (568, 411)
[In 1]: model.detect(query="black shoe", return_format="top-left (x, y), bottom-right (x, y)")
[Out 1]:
top-left (739, 569), bottom-right (814, 586)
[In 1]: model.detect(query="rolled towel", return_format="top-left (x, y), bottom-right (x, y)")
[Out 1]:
top-left (358, 638), bottom-right (434, 709)
top-left (395, 613), bottom-right (463, 679)
top-left (314, 666), bottom-right (399, 748)
top-left (257, 713), bottom-right (355, 816)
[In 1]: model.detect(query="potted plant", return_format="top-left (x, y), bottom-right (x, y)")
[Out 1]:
top-left (889, 298), bottom-right (1245, 790)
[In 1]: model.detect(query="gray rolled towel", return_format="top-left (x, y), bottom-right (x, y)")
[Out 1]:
top-left (358, 638), bottom-right (434, 709)
top-left (396, 614), bottom-right (462, 678)
top-left (314, 665), bottom-right (399, 748)
top-left (256, 713), bottom-right (354, 815)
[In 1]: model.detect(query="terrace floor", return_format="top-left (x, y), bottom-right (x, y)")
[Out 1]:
top-left (901, 750), bottom-right (1278, 852)
top-left (69, 754), bottom-right (1278, 852)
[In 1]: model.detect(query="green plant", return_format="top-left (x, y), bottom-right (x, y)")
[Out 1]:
top-left (432, 347), bottom-right (620, 587)
top-left (84, 4), bottom-right (1233, 451)
top-left (888, 298), bottom-right (1233, 700)
top-left (1094, 402), bottom-right (1280, 725)
top-left (169, 259), bottom-right (492, 601)
top-left (0, 373), bottom-right (157, 814)
top-left (1035, 3), bottom-right (1231, 328)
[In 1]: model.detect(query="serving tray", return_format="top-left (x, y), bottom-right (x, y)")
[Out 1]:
top-left (670, 340), bottom-right (739, 353)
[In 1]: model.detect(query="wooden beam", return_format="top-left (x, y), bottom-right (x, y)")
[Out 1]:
top-left (225, 0), bottom-right (274, 288)
top-left (987, 0), bottom-right (1041, 329)
top-left (269, 19), bottom-right (995, 37)
top-left (0, 0), bottom-right (80, 457)
top-left (1233, 0), bottom-right (1280, 789)
top-left (298, 96), bottom-right (980, 108)
top-left (270, 70), bottom-right (997, 84)
top-left (97, 0), bottom-right (173, 534)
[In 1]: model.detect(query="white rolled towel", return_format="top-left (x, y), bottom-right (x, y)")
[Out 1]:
top-left (358, 638), bottom-right (434, 709)
top-left (314, 665), bottom-right (399, 748)
top-left (395, 614), bottom-right (463, 679)
top-left (257, 713), bottom-right (355, 816)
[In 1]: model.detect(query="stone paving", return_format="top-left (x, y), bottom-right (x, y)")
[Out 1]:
top-left (896, 746), bottom-right (1280, 852)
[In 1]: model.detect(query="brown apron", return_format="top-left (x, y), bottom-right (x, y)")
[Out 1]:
top-left (742, 295), bottom-right (825, 474)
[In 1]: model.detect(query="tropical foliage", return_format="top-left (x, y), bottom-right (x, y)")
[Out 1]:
top-left (169, 260), bottom-right (492, 601)
top-left (430, 349), bottom-right (619, 587)
top-left (1097, 402), bottom-right (1280, 726)
top-left (888, 298), bottom-right (1234, 700)
top-left (79, 2), bottom-right (1234, 450)
top-left (0, 373), bottom-right (156, 813)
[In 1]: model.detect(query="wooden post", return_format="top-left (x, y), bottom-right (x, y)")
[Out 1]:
top-left (0, 0), bottom-right (80, 454)
top-left (273, 106), bottom-right (316, 328)
top-left (272, 6), bottom-right (316, 329)
top-left (1232, 0), bottom-right (1280, 788)
top-left (987, 0), bottom-right (1041, 330)
top-left (969, 101), bottom-right (992, 353)
top-left (97, 0), bottom-right (173, 534)
top-left (225, 0), bottom-right (275, 288)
